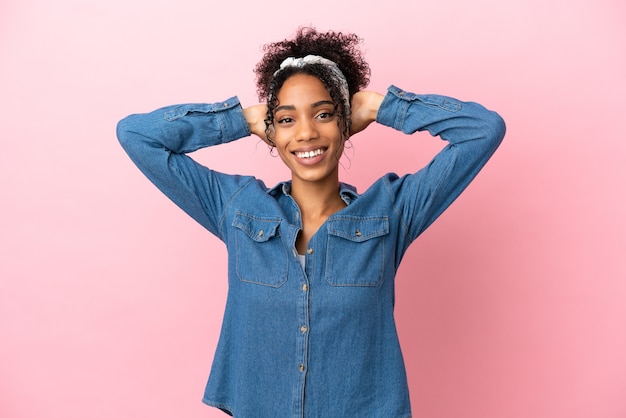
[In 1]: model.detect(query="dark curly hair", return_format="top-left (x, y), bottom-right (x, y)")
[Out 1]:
top-left (254, 28), bottom-right (370, 142)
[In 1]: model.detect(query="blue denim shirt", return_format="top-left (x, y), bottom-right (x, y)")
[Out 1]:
top-left (117, 85), bottom-right (505, 417)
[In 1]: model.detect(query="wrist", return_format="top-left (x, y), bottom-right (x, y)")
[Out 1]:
top-left (243, 104), bottom-right (268, 139)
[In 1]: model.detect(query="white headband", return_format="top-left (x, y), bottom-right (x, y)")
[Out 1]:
top-left (273, 55), bottom-right (350, 114)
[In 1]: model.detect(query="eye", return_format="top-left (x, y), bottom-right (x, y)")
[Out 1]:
top-left (316, 111), bottom-right (335, 121)
top-left (277, 117), bottom-right (294, 125)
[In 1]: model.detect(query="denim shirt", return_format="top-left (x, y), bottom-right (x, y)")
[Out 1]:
top-left (117, 85), bottom-right (505, 418)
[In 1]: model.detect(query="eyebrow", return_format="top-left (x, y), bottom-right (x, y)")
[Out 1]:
top-left (274, 100), bottom-right (335, 113)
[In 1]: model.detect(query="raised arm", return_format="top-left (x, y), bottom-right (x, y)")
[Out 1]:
top-left (371, 85), bottom-right (506, 244)
top-left (116, 97), bottom-right (253, 237)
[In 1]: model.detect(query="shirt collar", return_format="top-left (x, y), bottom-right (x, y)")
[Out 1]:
top-left (268, 181), bottom-right (359, 205)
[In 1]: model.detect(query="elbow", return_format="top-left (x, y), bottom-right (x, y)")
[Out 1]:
top-left (116, 115), bottom-right (131, 146)
top-left (116, 114), bottom-right (141, 150)
top-left (485, 110), bottom-right (506, 147)
top-left (493, 111), bottom-right (506, 141)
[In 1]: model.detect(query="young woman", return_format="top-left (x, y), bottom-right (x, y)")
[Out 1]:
top-left (117, 28), bottom-right (505, 418)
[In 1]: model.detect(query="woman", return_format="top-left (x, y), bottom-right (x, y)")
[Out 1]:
top-left (117, 28), bottom-right (505, 418)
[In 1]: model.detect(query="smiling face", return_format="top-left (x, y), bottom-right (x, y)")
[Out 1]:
top-left (272, 73), bottom-right (345, 188)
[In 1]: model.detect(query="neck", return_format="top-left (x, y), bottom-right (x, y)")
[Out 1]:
top-left (290, 176), bottom-right (345, 219)
top-left (290, 174), bottom-right (346, 255)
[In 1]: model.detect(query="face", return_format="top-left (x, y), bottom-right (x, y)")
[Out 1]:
top-left (272, 73), bottom-right (345, 187)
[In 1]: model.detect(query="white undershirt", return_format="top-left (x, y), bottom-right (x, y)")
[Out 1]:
top-left (297, 254), bottom-right (305, 269)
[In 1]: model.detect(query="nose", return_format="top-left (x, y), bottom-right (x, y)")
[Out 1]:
top-left (296, 118), bottom-right (318, 142)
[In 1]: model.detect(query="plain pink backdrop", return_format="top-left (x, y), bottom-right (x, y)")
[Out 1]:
top-left (1, 1), bottom-right (625, 417)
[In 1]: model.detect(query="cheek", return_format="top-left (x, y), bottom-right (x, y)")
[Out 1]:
top-left (324, 126), bottom-right (345, 153)
top-left (273, 136), bottom-right (292, 161)
top-left (272, 129), bottom-right (288, 149)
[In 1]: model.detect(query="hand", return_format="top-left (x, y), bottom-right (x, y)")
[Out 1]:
top-left (243, 104), bottom-right (270, 144)
top-left (349, 91), bottom-right (384, 136)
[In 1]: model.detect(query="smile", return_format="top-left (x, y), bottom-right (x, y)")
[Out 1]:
top-left (294, 148), bottom-right (326, 159)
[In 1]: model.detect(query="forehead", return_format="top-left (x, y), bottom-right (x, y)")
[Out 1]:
top-left (277, 73), bottom-right (332, 103)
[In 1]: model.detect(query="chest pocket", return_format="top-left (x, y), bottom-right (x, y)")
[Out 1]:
top-left (325, 216), bottom-right (389, 287)
top-left (232, 213), bottom-right (288, 287)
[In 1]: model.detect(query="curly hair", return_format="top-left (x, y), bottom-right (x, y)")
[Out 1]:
top-left (254, 28), bottom-right (370, 141)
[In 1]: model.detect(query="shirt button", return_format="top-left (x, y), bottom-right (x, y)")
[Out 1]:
top-left (299, 364), bottom-right (305, 372)
top-left (257, 230), bottom-right (264, 237)
top-left (300, 325), bottom-right (307, 333)
top-left (306, 248), bottom-right (313, 255)
top-left (355, 230), bottom-right (362, 237)
top-left (302, 284), bottom-right (308, 291)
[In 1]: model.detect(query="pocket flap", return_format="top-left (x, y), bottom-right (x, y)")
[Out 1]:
top-left (232, 212), bottom-right (281, 242)
top-left (327, 216), bottom-right (389, 242)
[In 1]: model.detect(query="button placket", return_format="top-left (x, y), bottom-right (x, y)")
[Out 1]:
top-left (295, 243), bottom-right (310, 405)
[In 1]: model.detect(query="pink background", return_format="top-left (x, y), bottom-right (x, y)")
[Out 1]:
top-left (1, 0), bottom-right (625, 417)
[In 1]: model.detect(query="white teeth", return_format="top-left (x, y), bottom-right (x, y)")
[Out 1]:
top-left (296, 149), bottom-right (324, 159)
